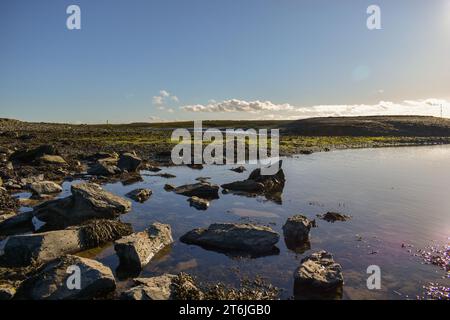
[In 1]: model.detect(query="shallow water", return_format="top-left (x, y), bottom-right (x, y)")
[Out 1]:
top-left (25, 146), bottom-right (450, 299)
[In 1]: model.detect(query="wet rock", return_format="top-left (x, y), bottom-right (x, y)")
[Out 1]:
top-left (188, 196), bottom-right (210, 210)
top-left (145, 165), bottom-right (161, 172)
top-left (173, 182), bottom-right (219, 199)
top-left (29, 181), bottom-right (62, 196)
top-left (151, 173), bottom-right (176, 178)
top-left (126, 188), bottom-right (152, 203)
top-left (16, 255), bottom-right (116, 300)
top-left (180, 223), bottom-right (279, 255)
top-left (0, 211), bottom-right (33, 236)
top-left (9, 145), bottom-right (58, 163)
top-left (294, 250), bottom-right (343, 299)
top-left (221, 161), bottom-right (285, 195)
top-left (87, 162), bottom-right (121, 176)
top-left (118, 153), bottom-right (142, 172)
top-left (164, 184), bottom-right (176, 191)
top-left (230, 166), bottom-right (246, 173)
top-left (283, 215), bottom-right (314, 252)
top-left (2, 219), bottom-right (132, 266)
top-left (120, 274), bottom-right (176, 300)
top-left (187, 164), bottom-right (203, 170)
top-left (114, 222), bottom-right (173, 270)
top-left (33, 183), bottom-right (132, 227)
top-left (0, 283), bottom-right (16, 300)
top-left (318, 212), bottom-right (351, 223)
top-left (38, 155), bottom-right (67, 165)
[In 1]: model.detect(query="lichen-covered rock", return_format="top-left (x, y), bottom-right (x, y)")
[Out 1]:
top-left (38, 155), bottom-right (67, 165)
top-left (33, 183), bottom-right (132, 227)
top-left (114, 222), bottom-right (173, 270)
top-left (126, 188), bottom-right (152, 203)
top-left (16, 255), bottom-right (116, 300)
top-left (180, 223), bottom-right (279, 255)
top-left (294, 250), bottom-right (343, 299)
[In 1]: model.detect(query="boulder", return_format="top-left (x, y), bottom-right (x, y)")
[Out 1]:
top-left (114, 222), bottom-right (173, 270)
top-left (221, 161), bottom-right (285, 195)
top-left (173, 182), bottom-right (219, 199)
top-left (294, 250), bottom-right (343, 299)
top-left (120, 274), bottom-right (176, 300)
top-left (188, 196), bottom-right (209, 210)
top-left (126, 188), bottom-right (152, 203)
top-left (9, 145), bottom-right (58, 163)
top-left (0, 211), bottom-right (33, 236)
top-left (29, 181), bottom-right (62, 196)
top-left (317, 212), bottom-right (351, 223)
top-left (283, 215), bottom-right (314, 252)
top-left (33, 183), bottom-right (132, 227)
top-left (2, 219), bottom-right (132, 266)
top-left (87, 162), bottom-right (121, 176)
top-left (180, 223), bottom-right (279, 255)
top-left (17, 255), bottom-right (116, 300)
top-left (38, 155), bottom-right (67, 165)
top-left (117, 153), bottom-right (142, 172)
top-left (121, 273), bottom-right (203, 300)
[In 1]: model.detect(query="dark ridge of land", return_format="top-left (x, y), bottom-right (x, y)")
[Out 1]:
top-left (280, 116), bottom-right (450, 137)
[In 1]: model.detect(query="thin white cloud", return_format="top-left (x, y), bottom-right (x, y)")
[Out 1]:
top-left (180, 98), bottom-right (450, 119)
top-left (152, 89), bottom-right (179, 106)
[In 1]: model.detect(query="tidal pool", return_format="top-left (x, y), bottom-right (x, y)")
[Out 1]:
top-left (49, 146), bottom-right (450, 299)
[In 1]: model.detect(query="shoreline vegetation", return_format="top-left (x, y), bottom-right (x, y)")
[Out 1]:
top-left (1, 115), bottom-right (449, 300)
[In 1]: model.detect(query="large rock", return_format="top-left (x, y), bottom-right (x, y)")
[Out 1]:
top-left (126, 188), bottom-right (152, 203)
top-left (16, 255), bottom-right (116, 300)
top-left (173, 182), bottom-right (219, 199)
top-left (29, 181), bottom-right (62, 196)
top-left (180, 223), bottom-right (279, 255)
top-left (33, 183), bottom-right (132, 227)
top-left (87, 162), bottom-right (121, 176)
top-left (2, 219), bottom-right (132, 266)
top-left (0, 211), bottom-right (33, 236)
top-left (294, 251), bottom-right (344, 299)
top-left (121, 274), bottom-right (203, 300)
top-left (9, 145), bottom-right (58, 163)
top-left (283, 215), bottom-right (314, 252)
top-left (114, 222), bottom-right (173, 270)
top-left (121, 274), bottom-right (176, 300)
top-left (117, 153), bottom-right (142, 172)
top-left (38, 155), bottom-right (67, 165)
top-left (221, 161), bottom-right (285, 195)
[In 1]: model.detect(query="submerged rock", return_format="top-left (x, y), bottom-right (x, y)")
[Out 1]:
top-left (16, 255), bottom-right (116, 300)
top-left (126, 188), bottom-right (152, 203)
top-left (230, 166), bottom-right (246, 173)
top-left (173, 182), bottom-right (219, 199)
top-left (283, 215), bottom-right (314, 252)
top-left (2, 219), bottom-right (132, 266)
top-left (188, 196), bottom-right (210, 210)
top-left (118, 153), bottom-right (142, 172)
top-left (180, 223), bottom-right (279, 255)
top-left (33, 183), bottom-right (132, 227)
top-left (29, 181), bottom-right (62, 196)
top-left (114, 222), bottom-right (173, 271)
top-left (164, 184), bottom-right (176, 191)
top-left (294, 250), bottom-right (344, 300)
top-left (318, 212), bottom-right (351, 223)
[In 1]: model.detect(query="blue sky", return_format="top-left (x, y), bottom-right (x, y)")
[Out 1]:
top-left (1, 0), bottom-right (450, 123)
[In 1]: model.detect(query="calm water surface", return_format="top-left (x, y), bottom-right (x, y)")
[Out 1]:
top-left (36, 146), bottom-right (450, 299)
